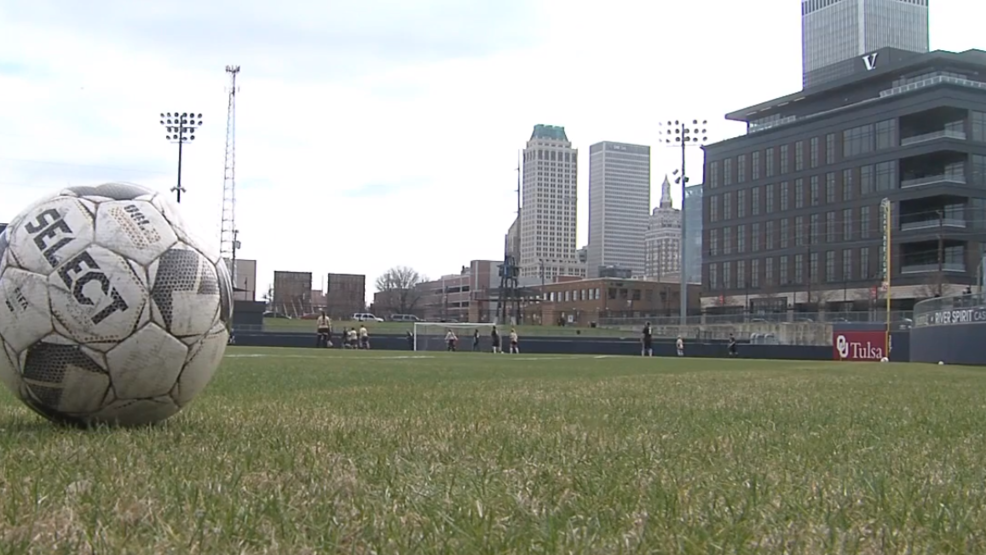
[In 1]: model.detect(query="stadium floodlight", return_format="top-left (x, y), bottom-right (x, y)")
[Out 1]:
top-left (160, 112), bottom-right (204, 204)
top-left (659, 119), bottom-right (710, 327)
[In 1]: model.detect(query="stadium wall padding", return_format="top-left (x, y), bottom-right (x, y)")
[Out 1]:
top-left (910, 324), bottom-right (986, 365)
top-left (230, 331), bottom-right (850, 360)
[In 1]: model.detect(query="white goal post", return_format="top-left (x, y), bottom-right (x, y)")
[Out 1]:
top-left (413, 322), bottom-right (500, 351)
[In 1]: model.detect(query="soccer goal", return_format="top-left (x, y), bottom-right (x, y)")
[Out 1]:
top-left (413, 322), bottom-right (500, 351)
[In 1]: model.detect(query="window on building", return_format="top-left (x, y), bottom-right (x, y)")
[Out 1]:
top-left (860, 206), bottom-right (871, 239)
top-left (780, 219), bottom-right (789, 248)
top-left (710, 195), bottom-right (720, 222)
top-left (809, 252), bottom-right (819, 284)
top-left (842, 168), bottom-right (853, 201)
top-left (795, 215), bottom-right (805, 246)
top-left (710, 160), bottom-right (720, 188)
top-left (843, 207), bottom-right (853, 240)
top-left (723, 227), bottom-right (732, 255)
top-left (765, 257), bottom-right (774, 287)
top-left (875, 161), bottom-right (895, 191)
top-left (973, 154), bottom-right (986, 186)
top-left (780, 145), bottom-right (790, 174)
top-left (737, 224), bottom-right (746, 253)
top-left (825, 250), bottom-right (835, 282)
top-left (736, 260), bottom-right (746, 289)
top-left (766, 148), bottom-right (775, 177)
top-left (826, 211), bottom-right (836, 242)
top-left (973, 111), bottom-right (986, 142)
top-left (860, 247), bottom-right (870, 279)
top-left (709, 263), bottom-right (719, 290)
top-left (795, 179), bottom-right (805, 208)
top-left (752, 151), bottom-right (761, 181)
top-left (875, 119), bottom-right (897, 150)
top-left (751, 259), bottom-right (760, 289)
top-left (825, 172), bottom-right (835, 203)
top-left (810, 213), bottom-right (820, 244)
top-left (843, 124), bottom-right (875, 157)
top-left (752, 186), bottom-right (761, 216)
top-left (795, 141), bottom-right (804, 171)
top-left (752, 222), bottom-right (761, 252)
top-left (737, 190), bottom-right (746, 218)
top-left (810, 176), bottom-right (820, 206)
top-left (632, 289), bottom-right (641, 301)
top-left (709, 228), bottom-right (719, 256)
top-left (724, 192), bottom-right (733, 220)
top-left (826, 133), bottom-right (836, 165)
top-left (860, 165), bottom-right (874, 195)
top-left (780, 255), bottom-right (790, 285)
top-left (723, 158), bottom-right (733, 186)
top-left (722, 261), bottom-right (732, 290)
top-left (810, 137), bottom-right (819, 168)
top-left (842, 249), bottom-right (852, 281)
top-left (766, 221), bottom-right (775, 250)
top-left (794, 254), bottom-right (804, 284)
top-left (737, 154), bottom-right (747, 184)
top-left (780, 182), bottom-right (789, 211)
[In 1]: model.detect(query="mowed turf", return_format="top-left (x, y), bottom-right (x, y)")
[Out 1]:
top-left (0, 350), bottom-right (985, 553)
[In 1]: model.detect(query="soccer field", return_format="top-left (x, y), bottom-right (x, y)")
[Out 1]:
top-left (1, 349), bottom-right (984, 553)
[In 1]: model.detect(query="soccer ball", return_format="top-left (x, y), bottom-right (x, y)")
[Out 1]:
top-left (0, 183), bottom-right (232, 427)
top-left (880, 357), bottom-right (889, 363)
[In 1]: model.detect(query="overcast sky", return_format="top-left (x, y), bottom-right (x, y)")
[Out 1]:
top-left (1, 0), bottom-right (984, 300)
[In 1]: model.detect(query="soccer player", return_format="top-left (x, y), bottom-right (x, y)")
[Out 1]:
top-left (641, 321), bottom-right (653, 357)
top-left (509, 328), bottom-right (519, 354)
top-left (491, 325), bottom-right (502, 354)
top-left (315, 310), bottom-right (332, 348)
top-left (347, 328), bottom-right (358, 349)
top-left (727, 334), bottom-right (738, 357)
top-left (676, 336), bottom-right (685, 357)
top-left (359, 325), bottom-right (370, 349)
top-left (472, 329), bottom-right (480, 351)
top-left (445, 328), bottom-right (457, 351)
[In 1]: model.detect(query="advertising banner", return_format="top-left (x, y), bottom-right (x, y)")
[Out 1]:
top-left (833, 331), bottom-right (887, 361)
top-left (913, 306), bottom-right (986, 327)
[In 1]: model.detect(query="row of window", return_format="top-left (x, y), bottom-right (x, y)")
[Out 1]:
top-left (707, 163), bottom-right (897, 222)
top-left (708, 206), bottom-right (880, 254)
top-left (707, 248), bottom-right (877, 291)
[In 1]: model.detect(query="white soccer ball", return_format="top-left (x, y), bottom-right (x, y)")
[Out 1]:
top-left (939, 361), bottom-right (945, 365)
top-left (880, 357), bottom-right (889, 363)
top-left (0, 183), bottom-right (232, 427)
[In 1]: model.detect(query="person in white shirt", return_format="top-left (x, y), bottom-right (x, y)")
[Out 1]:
top-left (359, 325), bottom-right (370, 349)
top-left (347, 328), bottom-right (358, 348)
top-left (445, 329), bottom-right (457, 352)
top-left (676, 336), bottom-right (685, 357)
top-left (315, 311), bottom-right (332, 348)
top-left (509, 328), bottom-right (519, 354)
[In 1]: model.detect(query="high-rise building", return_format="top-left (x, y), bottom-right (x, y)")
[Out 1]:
top-left (586, 141), bottom-right (651, 278)
top-left (520, 124), bottom-right (584, 281)
top-left (802, 0), bottom-right (929, 88)
top-left (644, 176), bottom-right (681, 281)
top-left (683, 184), bottom-right (704, 284)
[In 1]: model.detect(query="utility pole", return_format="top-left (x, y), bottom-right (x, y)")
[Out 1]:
top-left (160, 112), bottom-right (203, 204)
top-left (937, 208), bottom-right (944, 296)
top-left (659, 119), bottom-right (709, 327)
top-left (220, 65), bottom-right (241, 281)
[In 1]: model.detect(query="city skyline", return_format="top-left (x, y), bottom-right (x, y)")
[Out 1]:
top-left (0, 0), bottom-right (982, 298)
top-left (586, 141), bottom-right (651, 278)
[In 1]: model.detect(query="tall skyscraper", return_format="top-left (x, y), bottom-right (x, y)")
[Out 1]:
top-left (801, 0), bottom-right (929, 88)
top-left (586, 141), bottom-right (651, 278)
top-left (644, 176), bottom-right (681, 281)
top-left (520, 125), bottom-right (583, 281)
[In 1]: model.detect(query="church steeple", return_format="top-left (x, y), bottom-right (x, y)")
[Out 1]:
top-left (659, 175), bottom-right (673, 209)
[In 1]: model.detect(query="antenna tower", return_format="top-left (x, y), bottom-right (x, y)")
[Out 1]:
top-left (220, 65), bottom-right (241, 282)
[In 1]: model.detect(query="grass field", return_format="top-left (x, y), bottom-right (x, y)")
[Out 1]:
top-left (1, 349), bottom-right (985, 553)
top-left (262, 317), bottom-right (630, 336)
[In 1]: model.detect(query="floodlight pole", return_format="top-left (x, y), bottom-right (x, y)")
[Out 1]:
top-left (160, 112), bottom-right (204, 204)
top-left (660, 119), bottom-right (709, 327)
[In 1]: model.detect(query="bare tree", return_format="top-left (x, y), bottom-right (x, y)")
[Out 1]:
top-left (375, 266), bottom-right (427, 315)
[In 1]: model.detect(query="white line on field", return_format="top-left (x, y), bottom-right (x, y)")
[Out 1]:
top-left (224, 353), bottom-right (608, 361)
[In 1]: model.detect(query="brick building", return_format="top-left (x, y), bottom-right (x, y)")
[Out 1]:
top-left (536, 278), bottom-right (702, 326)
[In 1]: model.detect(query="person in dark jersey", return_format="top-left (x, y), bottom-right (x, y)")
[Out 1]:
top-left (641, 322), bottom-right (653, 357)
top-left (491, 325), bottom-right (502, 354)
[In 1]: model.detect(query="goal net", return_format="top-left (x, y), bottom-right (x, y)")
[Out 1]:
top-left (413, 322), bottom-right (500, 351)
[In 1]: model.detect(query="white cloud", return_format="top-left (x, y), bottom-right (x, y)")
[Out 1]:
top-left (0, 0), bottom-right (983, 304)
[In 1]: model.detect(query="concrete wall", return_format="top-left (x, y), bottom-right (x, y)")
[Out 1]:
top-left (911, 324), bottom-right (985, 365)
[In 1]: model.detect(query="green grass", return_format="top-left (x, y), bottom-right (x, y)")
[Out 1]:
top-left (263, 317), bottom-right (630, 336)
top-left (1, 349), bottom-right (986, 553)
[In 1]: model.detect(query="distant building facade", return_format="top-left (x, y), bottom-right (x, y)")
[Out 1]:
top-left (272, 271), bottom-right (313, 317)
top-left (587, 141), bottom-right (651, 277)
top-left (536, 277), bottom-right (702, 326)
top-left (644, 176), bottom-right (681, 281)
top-left (683, 184), bottom-right (703, 284)
top-left (324, 273), bottom-right (366, 318)
top-left (224, 258), bottom-right (257, 301)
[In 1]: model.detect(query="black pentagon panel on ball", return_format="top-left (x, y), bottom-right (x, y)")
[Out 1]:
top-left (21, 342), bottom-right (107, 426)
top-left (63, 183), bottom-right (153, 201)
top-left (151, 248), bottom-right (219, 331)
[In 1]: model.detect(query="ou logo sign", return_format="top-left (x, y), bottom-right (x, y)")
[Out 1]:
top-left (833, 331), bottom-right (886, 361)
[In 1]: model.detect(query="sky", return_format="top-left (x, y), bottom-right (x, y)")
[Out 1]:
top-left (1, 0), bottom-right (984, 303)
